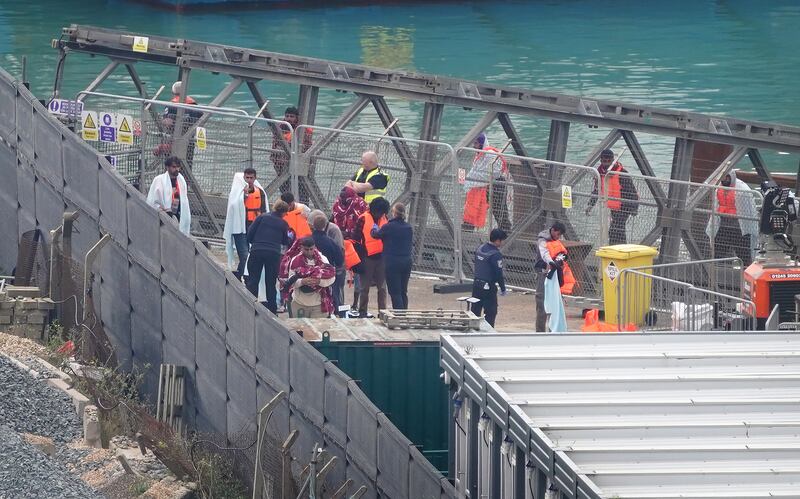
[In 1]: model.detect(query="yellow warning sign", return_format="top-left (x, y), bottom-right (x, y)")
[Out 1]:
top-left (81, 111), bottom-right (98, 141)
top-left (132, 36), bottom-right (149, 53)
top-left (561, 185), bottom-right (573, 209)
top-left (117, 114), bottom-right (133, 144)
top-left (195, 127), bottom-right (207, 150)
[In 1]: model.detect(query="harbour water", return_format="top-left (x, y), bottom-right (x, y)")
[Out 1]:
top-left (1, 0), bottom-right (799, 173)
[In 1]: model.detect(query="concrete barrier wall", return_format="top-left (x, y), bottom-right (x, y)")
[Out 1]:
top-left (0, 68), bottom-right (454, 499)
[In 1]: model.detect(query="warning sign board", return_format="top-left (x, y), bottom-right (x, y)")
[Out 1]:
top-left (99, 112), bottom-right (117, 143)
top-left (132, 36), bottom-right (149, 53)
top-left (47, 98), bottom-right (84, 116)
top-left (117, 114), bottom-right (133, 144)
top-left (132, 119), bottom-right (142, 137)
top-left (80, 111), bottom-right (98, 141)
top-left (104, 155), bottom-right (117, 169)
top-left (195, 127), bottom-right (207, 150)
top-left (561, 185), bottom-right (573, 209)
top-left (605, 261), bottom-right (619, 282)
top-left (457, 168), bottom-right (466, 185)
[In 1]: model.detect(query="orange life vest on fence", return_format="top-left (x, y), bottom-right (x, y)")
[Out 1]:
top-left (545, 239), bottom-right (576, 295)
top-left (244, 188), bottom-right (264, 224)
top-left (285, 207), bottom-right (312, 240)
top-left (360, 212), bottom-right (387, 256)
top-left (601, 163), bottom-right (624, 211)
top-left (717, 189), bottom-right (737, 215)
top-left (343, 239), bottom-right (361, 270)
top-left (171, 95), bottom-right (197, 105)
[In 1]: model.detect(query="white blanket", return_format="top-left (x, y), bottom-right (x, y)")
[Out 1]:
top-left (146, 172), bottom-right (191, 235)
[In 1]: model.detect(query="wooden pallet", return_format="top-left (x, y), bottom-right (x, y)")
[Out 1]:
top-left (379, 309), bottom-right (482, 330)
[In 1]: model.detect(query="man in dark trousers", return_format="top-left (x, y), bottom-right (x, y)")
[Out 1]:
top-left (586, 149), bottom-right (638, 245)
top-left (246, 200), bottom-right (292, 314)
top-left (470, 228), bottom-right (508, 327)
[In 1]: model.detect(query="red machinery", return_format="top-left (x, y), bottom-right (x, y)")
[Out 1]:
top-left (743, 183), bottom-right (800, 329)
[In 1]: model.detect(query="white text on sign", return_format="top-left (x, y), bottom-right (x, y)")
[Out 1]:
top-left (99, 112), bottom-right (117, 143)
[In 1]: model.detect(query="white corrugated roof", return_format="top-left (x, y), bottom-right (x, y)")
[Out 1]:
top-left (440, 333), bottom-right (800, 499)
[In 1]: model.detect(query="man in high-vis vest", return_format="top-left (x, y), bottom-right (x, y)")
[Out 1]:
top-left (223, 168), bottom-right (267, 279)
top-left (463, 133), bottom-right (511, 231)
top-left (347, 151), bottom-right (389, 203)
top-left (280, 191), bottom-right (312, 240)
top-left (352, 197), bottom-right (391, 318)
top-left (705, 170), bottom-right (758, 265)
top-left (586, 149), bottom-right (638, 245)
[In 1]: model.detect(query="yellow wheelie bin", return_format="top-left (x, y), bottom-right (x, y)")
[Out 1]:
top-left (595, 244), bottom-right (658, 327)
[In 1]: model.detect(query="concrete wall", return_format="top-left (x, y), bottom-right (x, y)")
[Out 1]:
top-left (0, 68), bottom-right (454, 499)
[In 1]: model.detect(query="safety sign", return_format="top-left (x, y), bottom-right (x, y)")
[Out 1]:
top-left (99, 112), bottom-right (117, 143)
top-left (457, 168), bottom-right (466, 185)
top-left (117, 114), bottom-right (133, 145)
top-left (195, 127), bottom-right (207, 150)
top-left (80, 111), bottom-right (98, 141)
top-left (132, 36), bottom-right (149, 53)
top-left (561, 185), bottom-right (573, 209)
top-left (47, 99), bottom-right (83, 116)
top-left (132, 119), bottom-right (142, 137)
top-left (605, 261), bottom-right (619, 283)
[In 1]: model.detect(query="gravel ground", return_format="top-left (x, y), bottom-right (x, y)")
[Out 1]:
top-left (0, 425), bottom-right (102, 499)
top-left (0, 354), bottom-right (82, 442)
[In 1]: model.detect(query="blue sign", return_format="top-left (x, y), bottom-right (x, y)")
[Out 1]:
top-left (103, 155), bottom-right (117, 169)
top-left (47, 99), bottom-right (84, 116)
top-left (99, 112), bottom-right (116, 142)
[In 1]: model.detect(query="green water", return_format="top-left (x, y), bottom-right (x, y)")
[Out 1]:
top-left (2, 0), bottom-right (799, 173)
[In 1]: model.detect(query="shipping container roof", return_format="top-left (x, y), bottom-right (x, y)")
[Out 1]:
top-left (440, 332), bottom-right (800, 499)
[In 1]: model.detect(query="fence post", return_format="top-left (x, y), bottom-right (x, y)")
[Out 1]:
top-left (453, 150), bottom-right (464, 282)
top-left (290, 126), bottom-right (300, 200)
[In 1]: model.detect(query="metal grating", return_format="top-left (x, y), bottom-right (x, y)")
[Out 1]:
top-left (441, 332), bottom-right (800, 499)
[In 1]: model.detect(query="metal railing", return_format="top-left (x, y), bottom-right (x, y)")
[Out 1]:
top-left (617, 268), bottom-right (755, 331)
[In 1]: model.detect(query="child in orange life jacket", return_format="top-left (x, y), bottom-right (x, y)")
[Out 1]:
top-left (534, 222), bottom-right (576, 332)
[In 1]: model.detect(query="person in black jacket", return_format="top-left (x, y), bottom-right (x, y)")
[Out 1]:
top-left (471, 228), bottom-right (508, 327)
top-left (371, 202), bottom-right (413, 309)
top-left (246, 199), bottom-right (292, 313)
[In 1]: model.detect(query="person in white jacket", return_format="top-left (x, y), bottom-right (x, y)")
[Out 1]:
top-left (705, 169), bottom-right (759, 265)
top-left (223, 168), bottom-right (267, 279)
top-left (147, 156), bottom-right (191, 235)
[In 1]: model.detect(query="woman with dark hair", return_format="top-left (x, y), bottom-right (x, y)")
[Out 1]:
top-left (372, 202), bottom-right (413, 309)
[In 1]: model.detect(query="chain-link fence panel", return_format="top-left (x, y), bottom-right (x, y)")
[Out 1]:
top-left (456, 147), bottom-right (603, 298)
top-left (607, 171), bottom-right (762, 265)
top-left (73, 92), bottom-right (295, 240)
top-left (296, 126), bottom-right (459, 278)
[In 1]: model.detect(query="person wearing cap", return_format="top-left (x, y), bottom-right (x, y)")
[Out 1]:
top-left (586, 149), bottom-right (638, 245)
top-left (271, 106), bottom-right (314, 197)
top-left (470, 228), bottom-right (508, 327)
top-left (346, 151), bottom-right (389, 204)
top-left (463, 133), bottom-right (511, 231)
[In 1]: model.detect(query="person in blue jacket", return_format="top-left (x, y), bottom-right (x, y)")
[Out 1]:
top-left (470, 228), bottom-right (508, 327)
top-left (371, 202), bottom-right (413, 309)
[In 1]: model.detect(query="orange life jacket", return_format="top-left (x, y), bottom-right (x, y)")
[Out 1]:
top-left (244, 187), bottom-right (264, 224)
top-left (171, 95), bottom-right (197, 105)
top-left (343, 239), bottom-right (361, 270)
top-left (545, 239), bottom-right (576, 295)
top-left (717, 189), bottom-right (737, 215)
top-left (601, 163), bottom-right (624, 211)
top-left (463, 187), bottom-right (489, 227)
top-left (360, 212), bottom-right (387, 256)
top-left (171, 179), bottom-right (180, 205)
top-left (285, 207), bottom-right (312, 240)
top-left (282, 127), bottom-right (313, 143)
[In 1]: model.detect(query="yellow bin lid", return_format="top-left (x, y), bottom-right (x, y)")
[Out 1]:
top-left (595, 244), bottom-right (658, 259)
